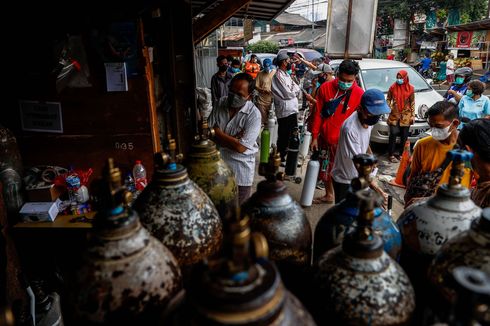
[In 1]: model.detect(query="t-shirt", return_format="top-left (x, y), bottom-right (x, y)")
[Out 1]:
top-left (458, 95), bottom-right (490, 128)
top-left (446, 59), bottom-right (455, 75)
top-left (421, 57), bottom-right (432, 70)
top-left (409, 136), bottom-right (471, 188)
top-left (331, 112), bottom-right (373, 184)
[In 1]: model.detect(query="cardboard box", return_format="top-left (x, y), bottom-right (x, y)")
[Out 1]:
top-left (471, 59), bottom-right (483, 71)
top-left (26, 185), bottom-right (64, 202)
top-left (19, 199), bottom-right (61, 222)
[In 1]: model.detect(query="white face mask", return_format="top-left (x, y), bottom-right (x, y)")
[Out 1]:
top-left (430, 124), bottom-right (452, 141)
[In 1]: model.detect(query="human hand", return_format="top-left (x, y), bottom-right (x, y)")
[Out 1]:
top-left (310, 138), bottom-right (318, 151)
top-left (305, 93), bottom-right (315, 103)
top-left (448, 89), bottom-right (456, 96)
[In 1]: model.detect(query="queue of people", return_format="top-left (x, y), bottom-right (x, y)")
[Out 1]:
top-left (207, 51), bottom-right (490, 209)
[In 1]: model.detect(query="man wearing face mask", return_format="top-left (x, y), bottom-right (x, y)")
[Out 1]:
top-left (330, 89), bottom-right (390, 203)
top-left (245, 54), bottom-right (261, 79)
top-left (209, 73), bottom-right (262, 204)
top-left (310, 59), bottom-right (364, 204)
top-left (211, 55), bottom-right (233, 105)
top-left (254, 58), bottom-right (276, 123)
top-left (405, 101), bottom-right (471, 207)
top-left (271, 52), bottom-right (301, 163)
top-left (444, 67), bottom-right (473, 104)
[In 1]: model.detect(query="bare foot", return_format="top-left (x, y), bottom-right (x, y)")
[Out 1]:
top-left (313, 196), bottom-right (334, 204)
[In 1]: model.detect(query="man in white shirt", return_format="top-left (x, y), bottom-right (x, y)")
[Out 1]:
top-left (271, 52), bottom-right (301, 162)
top-left (446, 54), bottom-right (455, 84)
top-left (209, 73), bottom-right (262, 205)
top-left (331, 89), bottom-right (390, 203)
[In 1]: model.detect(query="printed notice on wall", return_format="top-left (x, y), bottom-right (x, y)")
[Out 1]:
top-left (104, 62), bottom-right (128, 92)
top-left (19, 100), bottom-right (63, 133)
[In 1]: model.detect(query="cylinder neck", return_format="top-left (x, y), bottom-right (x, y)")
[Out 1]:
top-left (342, 190), bottom-right (384, 259)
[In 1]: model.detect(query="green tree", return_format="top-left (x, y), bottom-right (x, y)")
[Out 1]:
top-left (247, 40), bottom-right (278, 54)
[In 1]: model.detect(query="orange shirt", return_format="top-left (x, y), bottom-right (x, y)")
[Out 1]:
top-left (244, 62), bottom-right (260, 79)
top-left (410, 136), bottom-right (471, 188)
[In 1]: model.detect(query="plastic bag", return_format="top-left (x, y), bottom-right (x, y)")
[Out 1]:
top-left (196, 87), bottom-right (213, 119)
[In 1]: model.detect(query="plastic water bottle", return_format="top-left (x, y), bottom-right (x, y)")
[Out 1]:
top-left (124, 173), bottom-right (136, 193)
top-left (133, 160), bottom-right (147, 191)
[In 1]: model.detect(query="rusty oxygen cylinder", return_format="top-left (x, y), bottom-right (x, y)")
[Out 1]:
top-left (167, 207), bottom-right (316, 325)
top-left (73, 158), bottom-right (182, 325)
top-left (186, 119), bottom-right (238, 220)
top-left (0, 124), bottom-right (24, 216)
top-left (427, 208), bottom-right (490, 322)
top-left (242, 147), bottom-right (312, 302)
top-left (133, 138), bottom-right (223, 267)
top-left (311, 190), bottom-right (415, 325)
top-left (313, 154), bottom-right (401, 262)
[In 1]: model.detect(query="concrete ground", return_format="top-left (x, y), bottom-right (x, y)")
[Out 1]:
top-left (251, 147), bottom-right (406, 232)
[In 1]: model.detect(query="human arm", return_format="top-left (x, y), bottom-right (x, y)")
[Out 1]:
top-left (213, 127), bottom-right (247, 153)
top-left (310, 87), bottom-right (324, 150)
top-left (271, 73), bottom-right (298, 101)
top-left (294, 54), bottom-right (316, 70)
top-left (213, 109), bottom-right (261, 154)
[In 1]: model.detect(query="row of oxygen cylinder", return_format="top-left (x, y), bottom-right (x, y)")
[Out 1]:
top-left (6, 117), bottom-right (487, 325)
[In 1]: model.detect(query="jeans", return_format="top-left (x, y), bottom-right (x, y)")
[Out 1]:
top-left (277, 113), bottom-right (298, 161)
top-left (388, 123), bottom-right (409, 156)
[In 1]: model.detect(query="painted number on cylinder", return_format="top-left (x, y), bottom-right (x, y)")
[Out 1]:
top-left (115, 142), bottom-right (134, 150)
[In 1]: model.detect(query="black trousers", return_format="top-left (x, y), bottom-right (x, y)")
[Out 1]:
top-left (333, 180), bottom-right (350, 204)
top-left (388, 123), bottom-right (410, 156)
top-left (277, 113), bottom-right (298, 161)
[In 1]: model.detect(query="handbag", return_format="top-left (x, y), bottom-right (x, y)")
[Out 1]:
top-left (404, 149), bottom-right (454, 202)
top-left (321, 89), bottom-right (352, 119)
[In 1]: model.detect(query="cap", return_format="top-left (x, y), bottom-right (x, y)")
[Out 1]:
top-left (263, 58), bottom-right (272, 67)
top-left (276, 52), bottom-right (289, 62)
top-left (361, 89), bottom-right (390, 115)
top-left (312, 63), bottom-right (333, 75)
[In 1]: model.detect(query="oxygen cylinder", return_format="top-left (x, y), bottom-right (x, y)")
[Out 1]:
top-left (259, 128), bottom-right (270, 164)
top-left (268, 108), bottom-right (278, 147)
top-left (300, 151), bottom-right (320, 207)
top-left (299, 131), bottom-right (311, 159)
top-left (285, 127), bottom-right (300, 176)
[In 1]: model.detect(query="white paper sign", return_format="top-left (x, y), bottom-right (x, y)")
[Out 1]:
top-left (104, 62), bottom-right (128, 92)
top-left (19, 100), bottom-right (63, 133)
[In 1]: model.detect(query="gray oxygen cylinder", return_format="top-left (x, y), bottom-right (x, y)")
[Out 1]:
top-left (300, 151), bottom-right (320, 207)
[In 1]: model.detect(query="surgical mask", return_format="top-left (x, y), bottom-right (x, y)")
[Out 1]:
top-left (286, 63), bottom-right (292, 70)
top-left (219, 65), bottom-right (228, 73)
top-left (287, 69), bottom-right (292, 75)
top-left (431, 124), bottom-right (452, 141)
top-left (264, 66), bottom-right (271, 73)
top-left (318, 76), bottom-right (326, 84)
top-left (466, 90), bottom-right (474, 97)
top-left (455, 77), bottom-right (465, 85)
top-left (396, 78), bottom-right (404, 85)
top-left (338, 80), bottom-right (353, 90)
top-left (227, 91), bottom-right (248, 109)
top-left (231, 67), bottom-right (241, 73)
top-left (362, 114), bottom-right (381, 126)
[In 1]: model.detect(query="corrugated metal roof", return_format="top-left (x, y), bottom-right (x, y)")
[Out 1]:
top-left (192, 0), bottom-right (296, 21)
top-left (274, 12), bottom-right (315, 26)
top-left (264, 28), bottom-right (325, 44)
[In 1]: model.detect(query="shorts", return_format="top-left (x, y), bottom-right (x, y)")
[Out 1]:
top-left (318, 138), bottom-right (338, 183)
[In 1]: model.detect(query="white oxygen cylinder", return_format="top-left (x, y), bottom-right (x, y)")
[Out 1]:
top-left (268, 106), bottom-right (278, 147)
top-left (300, 152), bottom-right (320, 207)
top-left (299, 131), bottom-right (311, 158)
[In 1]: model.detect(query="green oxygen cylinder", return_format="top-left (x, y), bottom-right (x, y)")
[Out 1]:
top-left (260, 128), bottom-right (271, 164)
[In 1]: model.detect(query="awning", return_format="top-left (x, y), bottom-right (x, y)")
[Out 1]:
top-left (446, 18), bottom-right (490, 32)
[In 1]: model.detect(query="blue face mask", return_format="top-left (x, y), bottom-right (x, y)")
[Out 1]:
top-left (287, 69), bottom-right (292, 75)
top-left (338, 80), bottom-right (353, 90)
top-left (455, 77), bottom-right (465, 85)
top-left (231, 67), bottom-right (241, 73)
top-left (466, 90), bottom-right (474, 97)
top-left (396, 78), bottom-right (404, 85)
top-left (264, 66), bottom-right (271, 73)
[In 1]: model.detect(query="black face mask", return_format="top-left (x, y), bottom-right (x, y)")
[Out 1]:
top-left (318, 76), bottom-right (326, 84)
top-left (286, 63), bottom-right (292, 70)
top-left (219, 65), bottom-right (228, 73)
top-left (362, 114), bottom-right (381, 126)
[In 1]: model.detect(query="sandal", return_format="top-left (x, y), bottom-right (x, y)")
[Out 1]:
top-left (389, 156), bottom-right (399, 163)
top-left (313, 196), bottom-right (334, 204)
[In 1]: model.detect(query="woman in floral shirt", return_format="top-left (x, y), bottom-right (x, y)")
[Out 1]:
top-left (386, 69), bottom-right (415, 163)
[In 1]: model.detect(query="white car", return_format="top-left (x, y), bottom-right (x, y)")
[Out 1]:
top-left (329, 59), bottom-right (443, 144)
